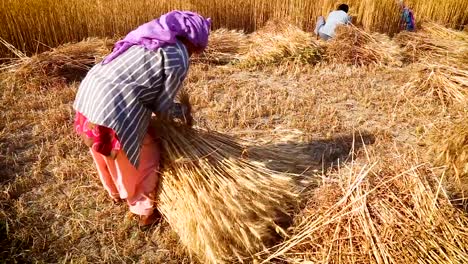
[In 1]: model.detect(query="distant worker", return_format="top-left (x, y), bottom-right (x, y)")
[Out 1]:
top-left (398, 0), bottom-right (416, 31)
top-left (314, 4), bottom-right (352, 41)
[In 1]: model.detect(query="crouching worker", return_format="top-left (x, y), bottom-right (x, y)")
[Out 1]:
top-left (73, 11), bottom-right (211, 226)
top-left (314, 4), bottom-right (352, 41)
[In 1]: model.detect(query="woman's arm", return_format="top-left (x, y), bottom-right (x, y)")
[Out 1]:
top-left (148, 48), bottom-right (190, 122)
top-left (148, 41), bottom-right (192, 122)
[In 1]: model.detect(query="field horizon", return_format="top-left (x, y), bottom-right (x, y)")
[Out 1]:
top-left (1, 0), bottom-right (468, 57)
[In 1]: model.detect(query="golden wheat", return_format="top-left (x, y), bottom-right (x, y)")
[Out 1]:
top-left (1, 0), bottom-right (468, 57)
top-left (267, 159), bottom-right (468, 263)
top-left (238, 21), bottom-right (323, 68)
top-left (191, 29), bottom-right (249, 65)
top-left (2, 20), bottom-right (468, 263)
top-left (426, 115), bottom-right (468, 201)
top-left (154, 120), bottom-right (313, 263)
top-left (325, 25), bottom-right (402, 66)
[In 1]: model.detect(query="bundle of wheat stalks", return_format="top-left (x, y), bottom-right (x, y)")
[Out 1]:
top-left (3, 38), bottom-right (112, 89)
top-left (153, 120), bottom-right (312, 263)
top-left (399, 22), bottom-right (468, 104)
top-left (192, 28), bottom-right (249, 65)
top-left (396, 22), bottom-right (468, 64)
top-left (325, 25), bottom-right (401, 66)
top-left (413, 61), bottom-right (468, 105)
top-left (266, 159), bottom-right (468, 263)
top-left (426, 115), bottom-right (468, 201)
top-left (238, 21), bottom-right (323, 68)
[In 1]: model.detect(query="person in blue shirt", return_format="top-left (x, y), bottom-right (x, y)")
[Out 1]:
top-left (398, 0), bottom-right (416, 31)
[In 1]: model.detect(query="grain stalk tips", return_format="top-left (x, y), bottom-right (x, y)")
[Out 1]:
top-left (1, 0), bottom-right (467, 57)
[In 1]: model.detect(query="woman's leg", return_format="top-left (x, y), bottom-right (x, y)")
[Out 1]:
top-left (89, 148), bottom-right (120, 200)
top-left (107, 133), bottom-right (160, 216)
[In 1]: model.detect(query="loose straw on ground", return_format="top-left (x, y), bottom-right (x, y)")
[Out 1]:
top-left (266, 160), bottom-right (468, 263)
top-left (426, 115), bottom-right (468, 201)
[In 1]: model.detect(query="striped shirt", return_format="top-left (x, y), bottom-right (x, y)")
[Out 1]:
top-left (73, 40), bottom-right (189, 167)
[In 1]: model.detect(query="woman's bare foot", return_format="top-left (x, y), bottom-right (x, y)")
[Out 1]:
top-left (138, 210), bottom-right (161, 227)
top-left (110, 195), bottom-right (123, 204)
top-left (112, 197), bottom-right (123, 204)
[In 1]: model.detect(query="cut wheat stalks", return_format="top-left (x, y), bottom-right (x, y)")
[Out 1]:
top-left (325, 25), bottom-right (402, 67)
top-left (426, 115), bottom-right (468, 201)
top-left (411, 61), bottom-right (468, 105)
top-left (0, 37), bottom-right (28, 61)
top-left (396, 22), bottom-right (468, 64)
top-left (265, 160), bottom-right (468, 263)
top-left (238, 21), bottom-right (323, 68)
top-left (0, 37), bottom-right (30, 73)
top-left (192, 29), bottom-right (249, 65)
top-left (153, 120), bottom-right (314, 263)
top-left (3, 38), bottom-right (113, 89)
top-left (422, 21), bottom-right (468, 41)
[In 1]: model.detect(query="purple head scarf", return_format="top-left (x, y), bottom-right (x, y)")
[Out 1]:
top-left (102, 10), bottom-right (211, 64)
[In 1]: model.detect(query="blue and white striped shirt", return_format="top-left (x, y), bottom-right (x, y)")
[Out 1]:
top-left (73, 40), bottom-right (189, 167)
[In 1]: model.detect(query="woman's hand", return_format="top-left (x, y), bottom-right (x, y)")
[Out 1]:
top-left (171, 103), bottom-right (193, 127)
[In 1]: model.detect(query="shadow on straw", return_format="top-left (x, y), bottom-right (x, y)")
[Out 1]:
top-left (247, 132), bottom-right (376, 175)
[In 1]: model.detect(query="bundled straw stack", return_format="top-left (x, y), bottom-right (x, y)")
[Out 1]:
top-left (191, 28), bottom-right (249, 65)
top-left (414, 62), bottom-right (468, 105)
top-left (238, 21), bottom-right (323, 68)
top-left (426, 115), bottom-right (468, 201)
top-left (325, 25), bottom-right (401, 66)
top-left (396, 22), bottom-right (468, 64)
top-left (153, 120), bottom-right (311, 263)
top-left (398, 22), bottom-right (468, 105)
top-left (3, 38), bottom-right (112, 89)
top-left (266, 160), bottom-right (468, 263)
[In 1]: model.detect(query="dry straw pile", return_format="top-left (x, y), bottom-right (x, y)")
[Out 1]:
top-left (192, 29), bottom-right (249, 65)
top-left (426, 115), bottom-right (468, 201)
top-left (153, 120), bottom-right (312, 263)
top-left (325, 25), bottom-right (402, 66)
top-left (2, 38), bottom-right (113, 89)
top-left (397, 22), bottom-right (468, 105)
top-left (238, 21), bottom-right (323, 68)
top-left (266, 159), bottom-right (468, 263)
top-left (2, 30), bottom-right (250, 89)
top-left (396, 22), bottom-right (468, 64)
top-left (414, 63), bottom-right (468, 105)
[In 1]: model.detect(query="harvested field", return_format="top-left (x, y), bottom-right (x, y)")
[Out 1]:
top-left (1, 22), bottom-right (468, 263)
